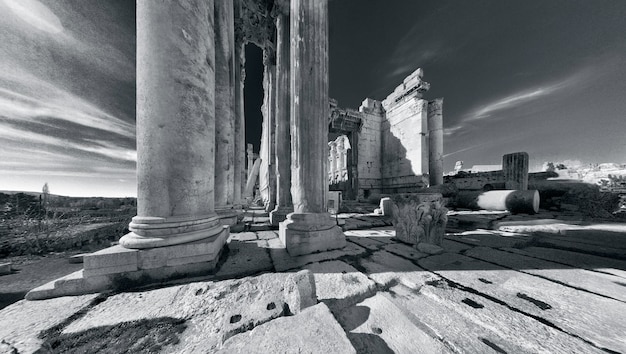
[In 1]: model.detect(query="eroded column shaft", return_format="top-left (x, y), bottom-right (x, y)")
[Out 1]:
top-left (270, 10), bottom-right (293, 225)
top-left (428, 98), bottom-right (444, 186)
top-left (214, 0), bottom-right (235, 207)
top-left (122, 0), bottom-right (222, 249)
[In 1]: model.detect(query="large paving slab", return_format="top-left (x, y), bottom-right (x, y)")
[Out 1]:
top-left (215, 239), bottom-right (273, 279)
top-left (218, 303), bottom-right (356, 353)
top-left (464, 246), bottom-right (626, 302)
top-left (304, 260), bottom-right (376, 312)
top-left (63, 273), bottom-right (290, 353)
top-left (503, 246), bottom-right (626, 279)
top-left (388, 283), bottom-right (605, 354)
top-left (418, 252), bottom-right (626, 353)
top-left (265, 237), bottom-right (367, 272)
top-left (0, 294), bottom-right (99, 353)
top-left (335, 293), bottom-right (450, 354)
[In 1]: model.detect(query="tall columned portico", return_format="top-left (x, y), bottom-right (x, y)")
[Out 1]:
top-left (269, 1), bottom-right (293, 226)
top-left (279, 0), bottom-right (346, 256)
top-left (120, 0), bottom-right (227, 249)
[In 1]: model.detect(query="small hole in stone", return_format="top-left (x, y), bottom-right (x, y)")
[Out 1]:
top-left (195, 288), bottom-right (203, 296)
top-left (371, 326), bottom-right (383, 334)
top-left (341, 271), bottom-right (347, 274)
top-left (267, 302), bottom-right (276, 310)
top-left (230, 315), bottom-right (242, 323)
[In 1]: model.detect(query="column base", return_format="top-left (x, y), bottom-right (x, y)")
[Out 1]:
top-left (26, 226), bottom-right (229, 300)
top-left (279, 213), bottom-right (346, 257)
top-left (269, 206), bottom-right (293, 226)
top-left (121, 214), bottom-right (224, 249)
top-left (216, 207), bottom-right (244, 227)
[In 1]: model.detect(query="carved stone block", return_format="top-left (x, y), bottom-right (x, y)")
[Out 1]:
top-left (390, 193), bottom-right (448, 248)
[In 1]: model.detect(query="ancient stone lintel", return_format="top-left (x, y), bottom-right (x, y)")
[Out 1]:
top-left (390, 193), bottom-right (448, 247)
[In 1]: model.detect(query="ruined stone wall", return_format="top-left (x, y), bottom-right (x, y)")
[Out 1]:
top-left (380, 96), bottom-right (429, 193)
top-left (356, 98), bottom-right (384, 199)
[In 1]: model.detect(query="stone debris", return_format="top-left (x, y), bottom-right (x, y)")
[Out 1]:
top-left (283, 270), bottom-right (317, 314)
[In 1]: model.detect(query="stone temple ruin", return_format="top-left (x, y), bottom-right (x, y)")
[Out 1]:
top-left (327, 68), bottom-right (444, 201)
top-left (24, 0), bottom-right (529, 300)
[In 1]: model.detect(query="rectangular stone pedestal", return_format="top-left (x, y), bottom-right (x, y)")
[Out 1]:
top-left (26, 226), bottom-right (229, 300)
top-left (279, 213), bottom-right (346, 257)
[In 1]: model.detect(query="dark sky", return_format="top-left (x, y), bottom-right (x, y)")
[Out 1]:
top-left (1, 0), bottom-right (625, 196)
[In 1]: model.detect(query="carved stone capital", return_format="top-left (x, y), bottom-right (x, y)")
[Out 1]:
top-left (428, 97), bottom-right (444, 115)
top-left (390, 193), bottom-right (448, 248)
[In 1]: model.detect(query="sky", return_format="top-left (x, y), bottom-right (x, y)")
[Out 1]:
top-left (1, 0), bottom-right (625, 197)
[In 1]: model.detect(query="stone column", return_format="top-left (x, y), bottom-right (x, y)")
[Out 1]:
top-left (120, 0), bottom-right (225, 249)
top-left (259, 53), bottom-right (277, 212)
top-left (247, 143), bottom-right (254, 178)
top-left (328, 142), bottom-right (336, 184)
top-left (427, 98), bottom-right (444, 186)
top-left (234, 41), bottom-right (246, 206)
top-left (279, 0), bottom-right (345, 256)
top-left (214, 0), bottom-right (239, 226)
top-left (270, 6), bottom-right (293, 226)
top-left (503, 152), bottom-right (529, 190)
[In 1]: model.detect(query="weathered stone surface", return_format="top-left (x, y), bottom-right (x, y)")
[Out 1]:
top-left (503, 152), bottom-right (529, 190)
top-left (383, 242), bottom-right (429, 260)
top-left (283, 269), bottom-right (317, 314)
top-left (216, 240), bottom-right (273, 279)
top-left (0, 295), bottom-right (98, 353)
top-left (266, 237), bottom-right (366, 272)
top-left (465, 247), bottom-right (626, 302)
top-left (219, 303), bottom-right (356, 354)
top-left (0, 262), bottom-right (12, 275)
top-left (63, 273), bottom-right (289, 353)
top-left (228, 232), bottom-right (257, 242)
top-left (122, 0), bottom-right (223, 249)
top-left (416, 242), bottom-right (444, 255)
top-left (389, 283), bottom-right (604, 354)
top-left (390, 193), bottom-right (448, 246)
top-left (418, 252), bottom-right (626, 353)
top-left (335, 294), bottom-right (448, 354)
top-left (305, 261), bottom-right (376, 312)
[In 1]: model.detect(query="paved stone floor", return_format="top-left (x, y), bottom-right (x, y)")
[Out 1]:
top-left (1, 209), bottom-right (625, 353)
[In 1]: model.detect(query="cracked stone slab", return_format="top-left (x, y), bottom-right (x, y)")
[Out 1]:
top-left (256, 231), bottom-right (278, 240)
top-left (218, 303), bottom-right (356, 353)
top-left (0, 294), bottom-right (98, 353)
top-left (63, 273), bottom-right (290, 353)
top-left (503, 246), bottom-right (626, 279)
top-left (265, 238), bottom-right (367, 272)
top-left (388, 283), bottom-right (604, 354)
top-left (383, 243), bottom-right (429, 261)
top-left (465, 246), bottom-right (626, 302)
top-left (227, 232), bottom-right (257, 242)
top-left (418, 252), bottom-right (626, 353)
top-left (346, 235), bottom-right (385, 250)
top-left (358, 250), bottom-right (435, 289)
top-left (215, 240), bottom-right (273, 279)
top-left (305, 261), bottom-right (376, 312)
top-left (335, 293), bottom-right (449, 353)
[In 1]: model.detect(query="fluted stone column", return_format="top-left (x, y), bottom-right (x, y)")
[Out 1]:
top-left (259, 53), bottom-right (277, 212)
top-left (247, 143), bottom-right (254, 178)
top-left (234, 41), bottom-right (246, 205)
top-left (213, 0), bottom-right (238, 227)
top-left (270, 6), bottom-right (293, 226)
top-left (503, 152), bottom-right (529, 190)
top-left (328, 142), bottom-right (336, 183)
top-left (279, 0), bottom-right (345, 256)
top-left (120, 0), bottom-right (225, 249)
top-left (428, 98), bottom-right (444, 186)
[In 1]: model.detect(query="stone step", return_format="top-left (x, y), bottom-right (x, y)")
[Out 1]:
top-left (0, 262), bottom-right (12, 275)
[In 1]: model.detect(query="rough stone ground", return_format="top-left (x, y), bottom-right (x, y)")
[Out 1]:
top-left (1, 207), bottom-right (626, 353)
